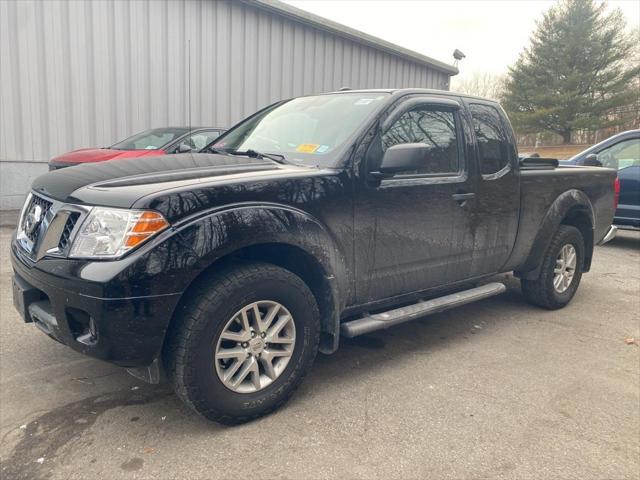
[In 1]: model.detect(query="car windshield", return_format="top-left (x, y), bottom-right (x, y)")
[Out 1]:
top-left (211, 92), bottom-right (389, 166)
top-left (111, 128), bottom-right (190, 150)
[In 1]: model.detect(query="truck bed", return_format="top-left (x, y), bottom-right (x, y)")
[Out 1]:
top-left (505, 165), bottom-right (617, 272)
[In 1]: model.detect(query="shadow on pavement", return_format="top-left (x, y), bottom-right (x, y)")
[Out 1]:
top-left (600, 230), bottom-right (640, 252)
top-left (1, 276), bottom-right (535, 480)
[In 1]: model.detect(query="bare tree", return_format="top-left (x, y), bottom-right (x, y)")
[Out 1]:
top-left (451, 72), bottom-right (506, 101)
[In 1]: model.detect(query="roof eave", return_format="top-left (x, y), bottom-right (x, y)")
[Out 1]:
top-left (242, 0), bottom-right (459, 76)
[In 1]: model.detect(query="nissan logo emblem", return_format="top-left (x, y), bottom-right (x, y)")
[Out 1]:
top-left (24, 204), bottom-right (43, 236)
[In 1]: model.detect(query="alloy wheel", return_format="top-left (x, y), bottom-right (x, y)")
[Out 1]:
top-left (553, 244), bottom-right (577, 293)
top-left (214, 300), bottom-right (296, 393)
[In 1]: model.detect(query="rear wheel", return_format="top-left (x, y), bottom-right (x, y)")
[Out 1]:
top-left (521, 225), bottom-right (585, 309)
top-left (164, 262), bottom-right (320, 424)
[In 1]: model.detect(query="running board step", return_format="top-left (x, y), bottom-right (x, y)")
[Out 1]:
top-left (341, 282), bottom-right (506, 338)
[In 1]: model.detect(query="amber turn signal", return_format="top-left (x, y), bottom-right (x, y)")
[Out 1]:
top-left (124, 211), bottom-right (170, 248)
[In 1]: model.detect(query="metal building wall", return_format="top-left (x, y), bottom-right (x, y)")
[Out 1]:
top-left (0, 0), bottom-right (453, 209)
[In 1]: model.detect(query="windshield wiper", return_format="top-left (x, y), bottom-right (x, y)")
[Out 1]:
top-left (227, 149), bottom-right (288, 164)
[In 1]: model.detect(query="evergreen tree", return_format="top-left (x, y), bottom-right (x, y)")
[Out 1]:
top-left (502, 0), bottom-right (639, 143)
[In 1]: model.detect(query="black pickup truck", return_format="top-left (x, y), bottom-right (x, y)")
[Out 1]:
top-left (11, 89), bottom-right (617, 424)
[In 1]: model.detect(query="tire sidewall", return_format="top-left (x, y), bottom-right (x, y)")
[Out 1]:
top-left (189, 270), bottom-right (318, 419)
top-left (546, 228), bottom-right (584, 307)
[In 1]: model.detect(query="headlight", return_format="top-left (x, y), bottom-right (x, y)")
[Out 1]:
top-left (70, 207), bottom-right (169, 259)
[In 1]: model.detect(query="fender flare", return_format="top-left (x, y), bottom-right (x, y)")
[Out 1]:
top-left (516, 190), bottom-right (595, 279)
top-left (172, 203), bottom-right (349, 352)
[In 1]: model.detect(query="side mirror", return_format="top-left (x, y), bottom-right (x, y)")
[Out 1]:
top-left (176, 143), bottom-right (192, 154)
top-left (583, 153), bottom-right (602, 167)
top-left (372, 143), bottom-right (431, 177)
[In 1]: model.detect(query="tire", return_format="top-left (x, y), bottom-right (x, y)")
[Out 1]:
top-left (163, 262), bottom-right (320, 424)
top-left (521, 225), bottom-right (585, 310)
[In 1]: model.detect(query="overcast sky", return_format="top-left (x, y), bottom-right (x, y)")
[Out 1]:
top-left (283, 0), bottom-right (640, 83)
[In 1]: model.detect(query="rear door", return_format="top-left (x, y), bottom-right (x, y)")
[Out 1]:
top-left (465, 102), bottom-right (520, 276)
top-left (354, 97), bottom-right (478, 303)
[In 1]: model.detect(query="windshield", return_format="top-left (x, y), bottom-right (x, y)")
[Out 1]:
top-left (211, 92), bottom-right (389, 166)
top-left (111, 128), bottom-right (190, 150)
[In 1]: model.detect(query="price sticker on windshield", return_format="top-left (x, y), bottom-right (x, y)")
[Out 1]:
top-left (296, 144), bottom-right (320, 153)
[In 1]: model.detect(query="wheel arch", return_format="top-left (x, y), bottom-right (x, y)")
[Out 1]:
top-left (164, 205), bottom-right (348, 354)
top-left (516, 190), bottom-right (594, 279)
top-left (560, 205), bottom-right (594, 272)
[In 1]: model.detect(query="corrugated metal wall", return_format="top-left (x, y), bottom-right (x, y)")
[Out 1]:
top-left (0, 0), bottom-right (452, 209)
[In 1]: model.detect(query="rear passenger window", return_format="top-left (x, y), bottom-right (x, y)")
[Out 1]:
top-left (381, 107), bottom-right (460, 175)
top-left (469, 104), bottom-right (511, 175)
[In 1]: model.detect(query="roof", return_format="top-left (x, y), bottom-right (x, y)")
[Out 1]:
top-left (161, 126), bottom-right (227, 131)
top-left (242, 0), bottom-right (459, 76)
top-left (324, 88), bottom-right (498, 103)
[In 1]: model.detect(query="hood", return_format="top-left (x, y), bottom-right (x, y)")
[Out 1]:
top-left (32, 153), bottom-right (296, 207)
top-left (50, 148), bottom-right (165, 165)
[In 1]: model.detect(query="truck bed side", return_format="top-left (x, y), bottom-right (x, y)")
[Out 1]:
top-left (504, 165), bottom-right (616, 274)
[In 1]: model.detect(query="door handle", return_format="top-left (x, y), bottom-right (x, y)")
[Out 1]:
top-left (452, 192), bottom-right (475, 205)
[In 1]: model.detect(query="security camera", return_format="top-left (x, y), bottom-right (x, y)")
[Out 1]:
top-left (453, 49), bottom-right (466, 61)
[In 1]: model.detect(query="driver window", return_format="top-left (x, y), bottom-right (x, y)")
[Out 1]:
top-left (381, 107), bottom-right (460, 175)
top-left (597, 139), bottom-right (640, 170)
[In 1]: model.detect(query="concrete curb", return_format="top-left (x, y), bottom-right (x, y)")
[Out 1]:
top-left (0, 210), bottom-right (20, 228)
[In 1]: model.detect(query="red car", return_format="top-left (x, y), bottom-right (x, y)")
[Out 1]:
top-left (48, 127), bottom-right (225, 170)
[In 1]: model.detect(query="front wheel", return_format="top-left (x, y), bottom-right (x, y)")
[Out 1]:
top-left (521, 225), bottom-right (585, 310)
top-left (163, 262), bottom-right (320, 424)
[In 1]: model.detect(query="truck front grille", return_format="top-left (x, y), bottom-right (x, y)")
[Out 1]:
top-left (22, 194), bottom-right (53, 242)
top-left (58, 212), bottom-right (80, 251)
top-left (17, 193), bottom-right (88, 259)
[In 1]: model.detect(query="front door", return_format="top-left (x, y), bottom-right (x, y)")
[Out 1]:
top-left (354, 97), bottom-right (478, 304)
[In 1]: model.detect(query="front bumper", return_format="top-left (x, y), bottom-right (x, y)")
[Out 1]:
top-left (11, 239), bottom-right (182, 368)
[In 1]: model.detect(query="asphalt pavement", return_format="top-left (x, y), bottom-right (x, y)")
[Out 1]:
top-left (1, 227), bottom-right (638, 480)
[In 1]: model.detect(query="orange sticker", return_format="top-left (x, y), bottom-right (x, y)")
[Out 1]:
top-left (296, 143), bottom-right (320, 153)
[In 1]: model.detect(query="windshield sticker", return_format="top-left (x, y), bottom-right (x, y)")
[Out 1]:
top-left (354, 98), bottom-right (375, 105)
top-left (316, 145), bottom-right (330, 154)
top-left (296, 143), bottom-right (320, 153)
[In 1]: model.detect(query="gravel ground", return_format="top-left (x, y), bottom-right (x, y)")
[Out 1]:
top-left (1, 227), bottom-right (638, 480)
